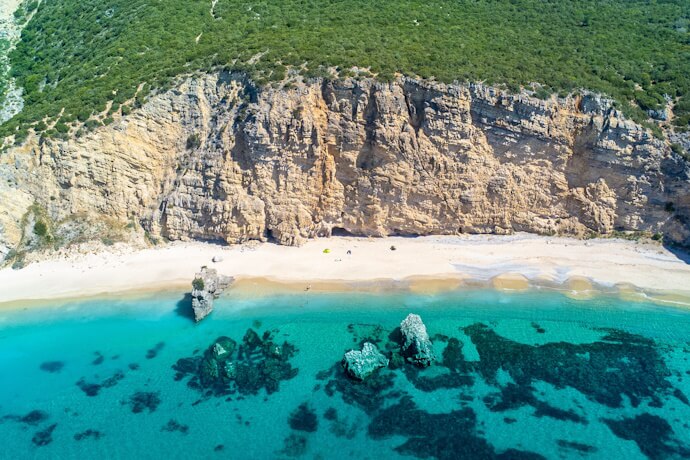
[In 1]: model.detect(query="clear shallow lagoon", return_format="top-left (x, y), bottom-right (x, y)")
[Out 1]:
top-left (1, 289), bottom-right (690, 459)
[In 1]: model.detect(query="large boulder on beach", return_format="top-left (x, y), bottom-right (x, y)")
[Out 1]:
top-left (191, 267), bottom-right (233, 322)
top-left (400, 313), bottom-right (435, 367)
top-left (342, 342), bottom-right (389, 380)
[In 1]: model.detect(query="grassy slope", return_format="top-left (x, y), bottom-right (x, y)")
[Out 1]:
top-left (2, 0), bottom-right (690, 142)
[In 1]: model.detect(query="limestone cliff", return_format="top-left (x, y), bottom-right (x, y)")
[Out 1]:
top-left (1, 72), bottom-right (689, 259)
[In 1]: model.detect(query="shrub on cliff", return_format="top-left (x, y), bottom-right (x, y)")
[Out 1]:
top-left (192, 277), bottom-right (205, 291)
top-left (33, 220), bottom-right (47, 237)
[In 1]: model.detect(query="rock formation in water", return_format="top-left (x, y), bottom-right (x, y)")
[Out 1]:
top-left (191, 266), bottom-right (232, 322)
top-left (400, 313), bottom-right (435, 367)
top-left (342, 342), bottom-right (389, 380)
top-left (173, 330), bottom-right (298, 395)
top-left (1, 72), bottom-right (689, 260)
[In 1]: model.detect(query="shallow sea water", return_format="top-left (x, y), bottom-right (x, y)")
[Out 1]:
top-left (1, 289), bottom-right (690, 459)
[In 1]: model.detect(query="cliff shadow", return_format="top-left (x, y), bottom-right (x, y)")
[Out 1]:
top-left (174, 293), bottom-right (196, 322)
top-left (663, 243), bottom-right (690, 265)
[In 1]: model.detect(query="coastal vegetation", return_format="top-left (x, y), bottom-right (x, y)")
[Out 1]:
top-left (0, 0), bottom-right (689, 142)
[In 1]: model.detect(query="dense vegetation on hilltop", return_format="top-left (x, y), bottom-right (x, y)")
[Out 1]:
top-left (2, 0), bottom-right (690, 142)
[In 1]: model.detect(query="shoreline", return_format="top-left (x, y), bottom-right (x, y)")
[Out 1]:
top-left (1, 234), bottom-right (690, 309)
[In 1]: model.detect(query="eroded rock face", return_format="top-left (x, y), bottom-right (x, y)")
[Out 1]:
top-left (191, 267), bottom-right (233, 322)
top-left (342, 342), bottom-right (389, 380)
top-left (1, 72), bottom-right (689, 254)
top-left (400, 314), bottom-right (435, 367)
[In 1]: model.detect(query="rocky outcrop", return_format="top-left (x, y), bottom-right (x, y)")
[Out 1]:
top-left (342, 342), bottom-right (389, 380)
top-left (1, 72), bottom-right (689, 257)
top-left (400, 314), bottom-right (435, 367)
top-left (191, 266), bottom-right (232, 322)
top-left (173, 329), bottom-right (298, 395)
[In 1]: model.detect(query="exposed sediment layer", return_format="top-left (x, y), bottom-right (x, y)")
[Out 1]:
top-left (1, 73), bottom-right (689, 257)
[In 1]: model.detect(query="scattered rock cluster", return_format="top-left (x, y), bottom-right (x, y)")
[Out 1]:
top-left (342, 342), bottom-right (389, 380)
top-left (190, 266), bottom-right (233, 322)
top-left (341, 313), bottom-right (435, 380)
top-left (173, 328), bottom-right (298, 395)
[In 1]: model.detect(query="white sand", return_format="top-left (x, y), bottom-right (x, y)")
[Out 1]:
top-left (0, 234), bottom-right (689, 305)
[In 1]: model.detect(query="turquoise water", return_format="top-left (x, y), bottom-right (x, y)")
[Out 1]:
top-left (1, 289), bottom-right (690, 459)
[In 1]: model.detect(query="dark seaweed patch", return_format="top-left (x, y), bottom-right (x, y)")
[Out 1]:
top-left (172, 329), bottom-right (298, 397)
top-left (101, 371), bottom-right (125, 388)
top-left (74, 429), bottom-right (103, 441)
top-left (39, 361), bottom-right (64, 373)
top-left (368, 397), bottom-right (544, 460)
top-left (324, 364), bottom-right (398, 414)
top-left (288, 403), bottom-right (318, 433)
top-left (76, 379), bottom-right (101, 397)
top-left (556, 439), bottom-right (597, 454)
top-left (673, 388), bottom-right (689, 406)
top-left (402, 365), bottom-right (473, 392)
top-left (21, 410), bottom-right (49, 426)
top-left (2, 410), bottom-right (49, 426)
top-left (146, 342), bottom-right (165, 359)
top-left (603, 413), bottom-right (690, 460)
top-left (32, 423), bottom-right (57, 447)
top-left (128, 392), bottom-right (161, 414)
top-left (483, 383), bottom-right (536, 412)
top-left (441, 337), bottom-right (469, 372)
top-left (279, 433), bottom-right (307, 457)
top-left (322, 408), bottom-right (357, 439)
top-left (161, 419), bottom-right (189, 434)
top-left (323, 407), bottom-right (337, 421)
top-left (483, 383), bottom-right (586, 424)
top-left (464, 323), bottom-right (675, 408)
top-left (531, 322), bottom-right (546, 334)
top-left (76, 370), bottom-right (124, 397)
top-left (347, 323), bottom-right (387, 348)
top-left (128, 363), bottom-right (140, 371)
top-left (533, 401), bottom-right (586, 424)
top-left (92, 352), bottom-right (104, 366)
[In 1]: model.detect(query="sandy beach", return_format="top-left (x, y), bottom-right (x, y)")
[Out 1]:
top-left (0, 234), bottom-right (689, 306)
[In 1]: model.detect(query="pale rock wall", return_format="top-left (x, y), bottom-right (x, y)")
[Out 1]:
top-left (1, 72), bottom-right (688, 254)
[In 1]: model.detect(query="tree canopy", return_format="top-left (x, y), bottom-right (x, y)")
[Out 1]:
top-left (2, 0), bottom-right (690, 141)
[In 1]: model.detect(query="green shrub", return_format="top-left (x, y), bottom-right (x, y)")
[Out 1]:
top-left (670, 143), bottom-right (685, 158)
top-left (33, 220), bottom-right (48, 237)
top-left (192, 277), bottom-right (205, 291)
top-left (186, 133), bottom-right (201, 150)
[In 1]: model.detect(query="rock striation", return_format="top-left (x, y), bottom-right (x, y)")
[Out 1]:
top-left (400, 313), bottom-right (435, 367)
top-left (1, 72), bottom-right (689, 258)
top-left (342, 342), bottom-right (389, 380)
top-left (190, 266), bottom-right (232, 322)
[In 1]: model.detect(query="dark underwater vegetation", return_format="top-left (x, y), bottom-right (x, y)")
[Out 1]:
top-left (1, 290), bottom-right (690, 459)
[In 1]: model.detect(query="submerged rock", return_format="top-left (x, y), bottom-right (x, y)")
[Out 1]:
top-left (400, 314), bottom-right (435, 367)
top-left (342, 342), bottom-right (389, 380)
top-left (190, 267), bottom-right (233, 322)
top-left (32, 423), bottom-right (57, 447)
top-left (288, 403), bottom-right (318, 432)
top-left (173, 330), bottom-right (298, 396)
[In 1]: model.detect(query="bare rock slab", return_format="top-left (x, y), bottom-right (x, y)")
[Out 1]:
top-left (342, 342), bottom-right (389, 380)
top-left (400, 313), bottom-right (435, 367)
